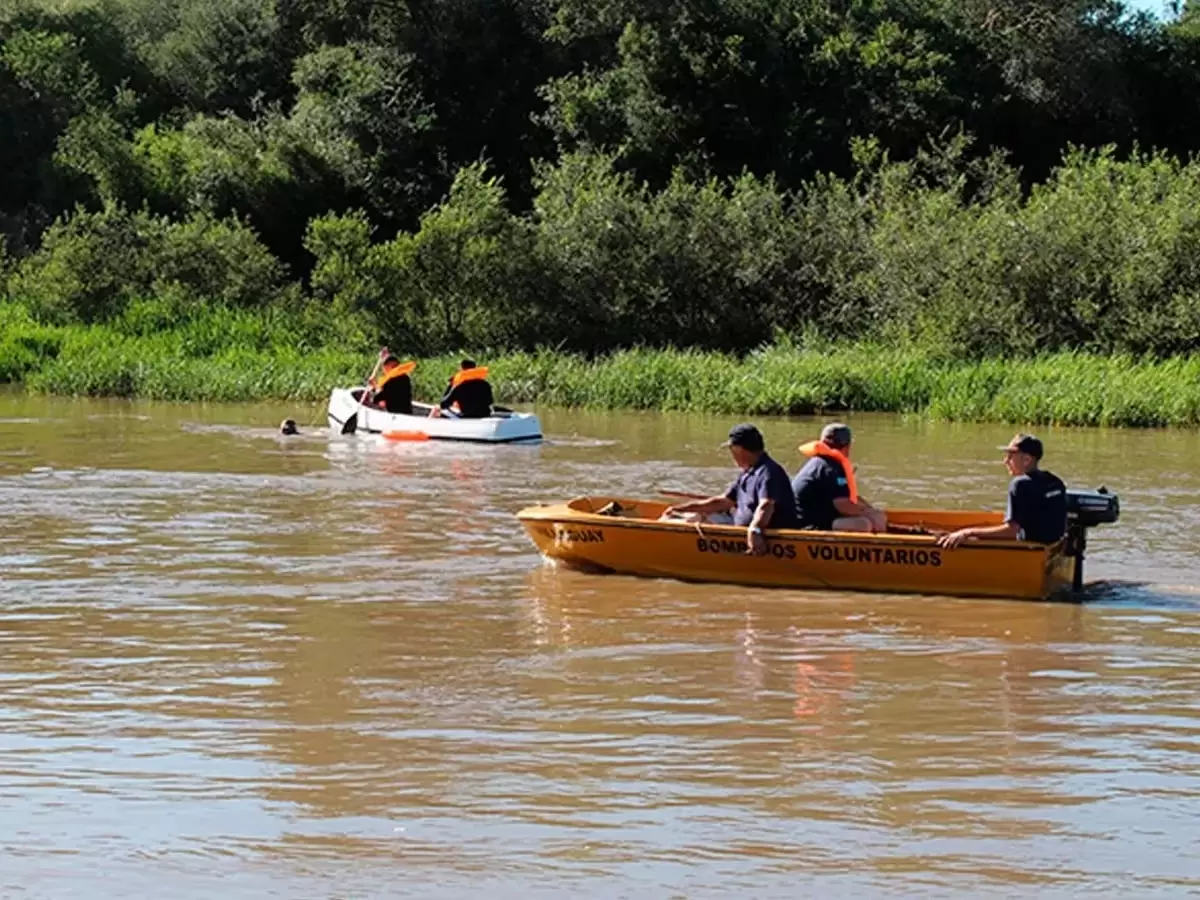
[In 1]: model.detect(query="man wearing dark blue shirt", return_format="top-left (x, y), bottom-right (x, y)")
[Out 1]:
top-left (791, 423), bottom-right (887, 533)
top-left (431, 358), bottom-right (494, 419)
top-left (662, 423), bottom-right (800, 555)
top-left (938, 434), bottom-right (1068, 548)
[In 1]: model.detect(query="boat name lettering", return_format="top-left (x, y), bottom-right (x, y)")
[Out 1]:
top-left (806, 544), bottom-right (942, 567)
top-left (696, 538), bottom-right (797, 560)
top-left (555, 526), bottom-right (605, 543)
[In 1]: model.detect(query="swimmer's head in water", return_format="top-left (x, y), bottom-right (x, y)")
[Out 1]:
top-left (280, 419), bottom-right (298, 435)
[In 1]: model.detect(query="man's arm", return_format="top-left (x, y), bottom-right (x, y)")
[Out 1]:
top-left (937, 521), bottom-right (1020, 549)
top-left (748, 497), bottom-right (774, 531)
top-left (745, 497), bottom-right (774, 555)
top-left (833, 496), bottom-right (875, 517)
top-left (664, 495), bottom-right (736, 516)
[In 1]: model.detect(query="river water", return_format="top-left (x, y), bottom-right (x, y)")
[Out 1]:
top-left (1, 392), bottom-right (1199, 898)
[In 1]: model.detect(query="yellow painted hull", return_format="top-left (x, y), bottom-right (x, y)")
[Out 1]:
top-left (517, 497), bottom-right (1077, 601)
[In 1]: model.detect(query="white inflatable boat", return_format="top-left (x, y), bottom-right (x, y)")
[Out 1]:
top-left (326, 388), bottom-right (543, 443)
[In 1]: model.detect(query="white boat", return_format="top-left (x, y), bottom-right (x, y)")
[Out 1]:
top-left (326, 388), bottom-right (543, 443)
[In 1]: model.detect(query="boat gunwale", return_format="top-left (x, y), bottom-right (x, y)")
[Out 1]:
top-left (516, 502), bottom-right (1063, 555)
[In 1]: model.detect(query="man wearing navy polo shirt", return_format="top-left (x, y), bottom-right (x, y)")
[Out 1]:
top-left (662, 424), bottom-right (800, 555)
top-left (938, 433), bottom-right (1068, 549)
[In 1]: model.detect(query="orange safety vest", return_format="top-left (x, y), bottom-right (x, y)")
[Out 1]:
top-left (798, 440), bottom-right (858, 503)
top-left (371, 360), bottom-right (416, 389)
top-left (450, 366), bottom-right (489, 388)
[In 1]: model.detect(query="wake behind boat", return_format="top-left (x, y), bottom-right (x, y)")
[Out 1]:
top-left (326, 388), bottom-right (543, 443)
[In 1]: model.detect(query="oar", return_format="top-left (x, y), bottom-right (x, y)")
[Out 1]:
top-left (340, 350), bottom-right (385, 435)
top-left (661, 487), bottom-right (937, 535)
top-left (658, 488), bottom-right (710, 500)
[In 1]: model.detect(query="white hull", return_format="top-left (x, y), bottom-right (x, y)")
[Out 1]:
top-left (326, 388), bottom-right (542, 443)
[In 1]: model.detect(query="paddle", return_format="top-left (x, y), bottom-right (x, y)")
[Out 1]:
top-left (660, 487), bottom-right (938, 535)
top-left (340, 349), bottom-right (386, 435)
top-left (659, 488), bottom-right (710, 500)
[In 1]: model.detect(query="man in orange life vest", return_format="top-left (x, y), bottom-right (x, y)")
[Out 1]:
top-left (430, 358), bottom-right (494, 419)
top-left (367, 353), bottom-right (415, 415)
top-left (791, 423), bottom-right (887, 533)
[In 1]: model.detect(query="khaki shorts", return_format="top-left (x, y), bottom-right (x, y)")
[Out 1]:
top-left (661, 510), bottom-right (735, 525)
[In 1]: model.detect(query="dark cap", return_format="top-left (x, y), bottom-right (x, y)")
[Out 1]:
top-left (999, 433), bottom-right (1043, 459)
top-left (722, 423), bottom-right (764, 452)
top-left (820, 422), bottom-right (852, 448)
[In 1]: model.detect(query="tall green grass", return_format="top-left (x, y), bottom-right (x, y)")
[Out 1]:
top-left (3, 305), bottom-right (1198, 427)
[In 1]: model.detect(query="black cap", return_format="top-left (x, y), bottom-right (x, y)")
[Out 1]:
top-left (722, 423), bottom-right (764, 452)
top-left (998, 433), bottom-right (1043, 459)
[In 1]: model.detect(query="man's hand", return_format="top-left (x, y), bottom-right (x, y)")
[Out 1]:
top-left (937, 528), bottom-right (973, 549)
top-left (865, 507), bottom-right (887, 534)
top-left (746, 528), bottom-right (767, 555)
top-left (379, 346), bottom-right (390, 359)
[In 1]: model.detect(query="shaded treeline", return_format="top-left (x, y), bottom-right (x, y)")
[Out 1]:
top-left (2, 0), bottom-right (1200, 361)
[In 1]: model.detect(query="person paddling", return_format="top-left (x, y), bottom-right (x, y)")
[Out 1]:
top-left (430, 359), bottom-right (494, 419)
top-left (367, 352), bottom-right (416, 415)
top-left (792, 423), bottom-right (887, 533)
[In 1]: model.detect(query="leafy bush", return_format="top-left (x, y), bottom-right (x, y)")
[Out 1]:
top-left (7, 205), bottom-right (295, 323)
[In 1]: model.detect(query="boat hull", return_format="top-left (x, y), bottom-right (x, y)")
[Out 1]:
top-left (517, 497), bottom-right (1077, 601)
top-left (327, 388), bottom-right (542, 443)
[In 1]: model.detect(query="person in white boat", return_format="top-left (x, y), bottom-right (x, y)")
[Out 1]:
top-left (366, 354), bottom-right (416, 415)
top-left (430, 358), bottom-right (494, 419)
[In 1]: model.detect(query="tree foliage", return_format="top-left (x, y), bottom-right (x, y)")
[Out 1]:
top-left (2, 0), bottom-right (1200, 361)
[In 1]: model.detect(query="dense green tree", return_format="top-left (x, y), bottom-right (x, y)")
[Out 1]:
top-left (4, 0), bottom-right (1200, 364)
top-left (539, 0), bottom-right (1005, 187)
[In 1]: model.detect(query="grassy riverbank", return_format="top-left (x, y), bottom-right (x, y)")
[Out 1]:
top-left (3, 308), bottom-right (1198, 427)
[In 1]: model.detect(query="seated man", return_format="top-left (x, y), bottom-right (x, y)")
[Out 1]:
top-left (661, 423), bottom-right (799, 555)
top-left (368, 355), bottom-right (415, 415)
top-left (792, 423), bottom-right (887, 533)
top-left (937, 434), bottom-right (1067, 548)
top-left (431, 358), bottom-right (494, 419)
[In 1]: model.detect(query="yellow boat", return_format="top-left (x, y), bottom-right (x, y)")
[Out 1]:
top-left (516, 490), bottom-right (1119, 601)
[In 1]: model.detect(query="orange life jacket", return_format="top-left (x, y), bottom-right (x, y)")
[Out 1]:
top-left (798, 440), bottom-right (858, 503)
top-left (450, 366), bottom-right (489, 388)
top-left (371, 360), bottom-right (416, 388)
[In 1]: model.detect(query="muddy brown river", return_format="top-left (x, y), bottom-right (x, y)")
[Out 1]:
top-left (2, 392), bottom-right (1199, 898)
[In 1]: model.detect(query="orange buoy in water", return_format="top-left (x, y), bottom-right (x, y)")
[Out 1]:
top-left (383, 430), bottom-right (430, 441)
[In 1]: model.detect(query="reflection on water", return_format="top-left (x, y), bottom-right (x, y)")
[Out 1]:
top-left (1, 393), bottom-right (1199, 898)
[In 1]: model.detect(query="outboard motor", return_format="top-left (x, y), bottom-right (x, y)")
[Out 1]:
top-left (1064, 487), bottom-right (1120, 591)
